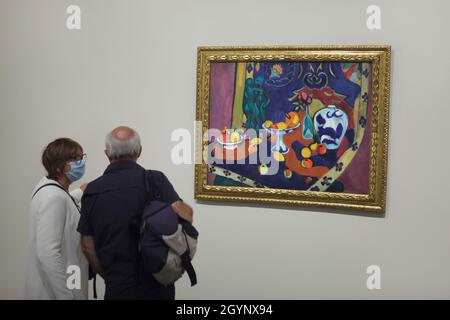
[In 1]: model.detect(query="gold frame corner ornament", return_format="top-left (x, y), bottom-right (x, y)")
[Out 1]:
top-left (194, 45), bottom-right (391, 213)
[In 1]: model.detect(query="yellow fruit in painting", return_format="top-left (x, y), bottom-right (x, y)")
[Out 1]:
top-left (263, 120), bottom-right (273, 128)
top-left (277, 122), bottom-right (287, 130)
top-left (258, 164), bottom-right (269, 175)
top-left (230, 131), bottom-right (240, 143)
top-left (310, 142), bottom-right (318, 151)
top-left (250, 137), bottom-right (262, 145)
top-left (301, 147), bottom-right (312, 159)
top-left (273, 151), bottom-right (285, 162)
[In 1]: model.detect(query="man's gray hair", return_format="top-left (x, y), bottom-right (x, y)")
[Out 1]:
top-left (105, 129), bottom-right (141, 160)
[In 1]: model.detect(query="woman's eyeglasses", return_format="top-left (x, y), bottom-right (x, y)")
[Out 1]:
top-left (70, 153), bottom-right (87, 165)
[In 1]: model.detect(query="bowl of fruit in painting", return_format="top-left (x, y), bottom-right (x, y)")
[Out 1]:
top-left (217, 128), bottom-right (245, 150)
top-left (262, 111), bottom-right (301, 133)
top-left (262, 112), bottom-right (301, 154)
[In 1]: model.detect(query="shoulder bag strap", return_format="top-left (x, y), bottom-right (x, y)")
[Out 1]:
top-left (32, 183), bottom-right (81, 214)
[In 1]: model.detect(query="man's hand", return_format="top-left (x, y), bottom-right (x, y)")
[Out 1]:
top-left (171, 200), bottom-right (194, 223)
top-left (80, 183), bottom-right (88, 192)
top-left (80, 235), bottom-right (103, 276)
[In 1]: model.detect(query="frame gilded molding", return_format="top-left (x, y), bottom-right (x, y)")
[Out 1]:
top-left (194, 45), bottom-right (391, 213)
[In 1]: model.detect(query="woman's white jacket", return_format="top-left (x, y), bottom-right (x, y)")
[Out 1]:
top-left (25, 177), bottom-right (89, 300)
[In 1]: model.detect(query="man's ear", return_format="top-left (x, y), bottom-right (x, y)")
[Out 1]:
top-left (104, 150), bottom-right (111, 162)
top-left (137, 146), bottom-right (142, 158)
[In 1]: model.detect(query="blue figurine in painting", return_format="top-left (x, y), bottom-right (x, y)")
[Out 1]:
top-left (254, 76), bottom-right (270, 126)
top-left (313, 105), bottom-right (349, 150)
top-left (243, 76), bottom-right (270, 131)
top-left (243, 78), bottom-right (258, 130)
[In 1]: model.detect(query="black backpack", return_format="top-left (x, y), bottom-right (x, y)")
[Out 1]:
top-left (138, 170), bottom-right (198, 286)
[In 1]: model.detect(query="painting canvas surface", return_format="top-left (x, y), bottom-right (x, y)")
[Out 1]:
top-left (207, 61), bottom-right (372, 195)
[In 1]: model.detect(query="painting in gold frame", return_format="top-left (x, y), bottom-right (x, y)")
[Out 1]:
top-left (194, 46), bottom-right (391, 212)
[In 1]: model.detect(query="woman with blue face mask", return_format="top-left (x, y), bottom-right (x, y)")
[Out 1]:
top-left (25, 138), bottom-right (89, 300)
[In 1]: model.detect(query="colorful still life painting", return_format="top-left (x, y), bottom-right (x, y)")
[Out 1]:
top-left (207, 61), bottom-right (372, 194)
top-left (195, 46), bottom-right (390, 212)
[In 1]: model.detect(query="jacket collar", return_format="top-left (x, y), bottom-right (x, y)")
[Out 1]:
top-left (104, 160), bottom-right (143, 174)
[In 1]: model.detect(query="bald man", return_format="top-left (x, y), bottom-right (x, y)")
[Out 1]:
top-left (77, 126), bottom-right (193, 300)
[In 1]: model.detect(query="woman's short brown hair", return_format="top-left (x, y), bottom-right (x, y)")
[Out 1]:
top-left (42, 138), bottom-right (82, 179)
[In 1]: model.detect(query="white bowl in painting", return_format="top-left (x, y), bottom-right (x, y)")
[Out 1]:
top-left (217, 132), bottom-right (244, 150)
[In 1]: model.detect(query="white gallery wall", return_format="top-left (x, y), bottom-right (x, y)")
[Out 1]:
top-left (1, 0), bottom-right (449, 299)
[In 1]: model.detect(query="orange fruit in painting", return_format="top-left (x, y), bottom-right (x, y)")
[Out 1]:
top-left (285, 111), bottom-right (300, 126)
top-left (221, 132), bottom-right (228, 143)
top-left (317, 144), bottom-right (327, 155)
top-left (248, 144), bottom-right (257, 154)
top-left (301, 159), bottom-right (313, 169)
top-left (284, 169), bottom-right (292, 178)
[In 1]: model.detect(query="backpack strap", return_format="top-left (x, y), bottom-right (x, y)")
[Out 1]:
top-left (181, 254), bottom-right (197, 287)
top-left (181, 230), bottom-right (197, 286)
top-left (32, 183), bottom-right (81, 214)
top-left (93, 274), bottom-right (97, 299)
top-left (139, 170), bottom-right (160, 281)
top-left (144, 170), bottom-right (161, 201)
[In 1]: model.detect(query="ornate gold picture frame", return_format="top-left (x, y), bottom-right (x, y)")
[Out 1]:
top-left (195, 45), bottom-right (391, 212)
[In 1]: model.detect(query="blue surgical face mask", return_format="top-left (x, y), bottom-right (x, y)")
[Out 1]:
top-left (65, 159), bottom-right (86, 182)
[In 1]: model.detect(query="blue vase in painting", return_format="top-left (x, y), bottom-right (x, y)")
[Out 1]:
top-left (313, 105), bottom-right (348, 150)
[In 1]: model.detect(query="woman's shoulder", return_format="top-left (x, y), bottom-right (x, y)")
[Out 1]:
top-left (32, 177), bottom-right (67, 202)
